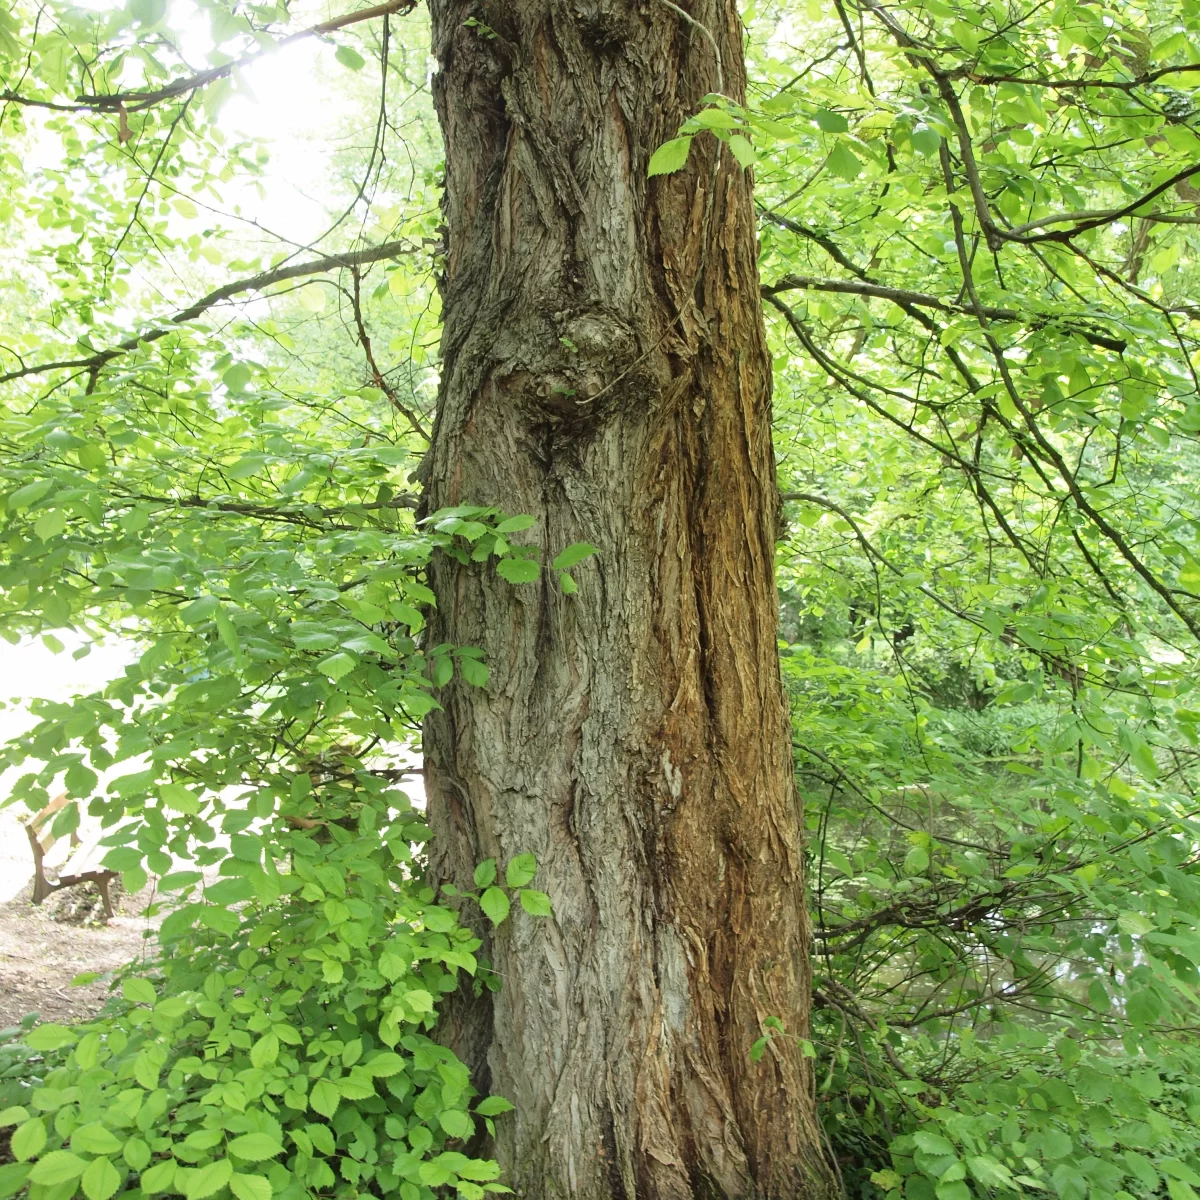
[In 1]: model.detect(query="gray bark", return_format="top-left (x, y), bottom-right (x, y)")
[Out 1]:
top-left (420, 3), bottom-right (836, 1197)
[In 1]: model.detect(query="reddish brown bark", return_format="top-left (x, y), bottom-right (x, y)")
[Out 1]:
top-left (420, 3), bottom-right (835, 1197)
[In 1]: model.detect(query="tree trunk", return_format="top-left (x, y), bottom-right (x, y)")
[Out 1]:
top-left (420, 3), bottom-right (835, 1197)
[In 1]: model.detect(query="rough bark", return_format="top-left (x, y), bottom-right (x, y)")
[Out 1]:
top-left (420, 3), bottom-right (835, 1197)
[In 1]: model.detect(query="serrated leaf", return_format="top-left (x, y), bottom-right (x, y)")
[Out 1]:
top-left (160, 783), bottom-right (200, 814)
top-left (648, 135), bottom-right (693, 176)
top-left (334, 43), bottom-right (365, 69)
top-left (550, 543), bottom-right (597, 571)
top-left (11, 1118), bottom-right (46, 1161)
top-left (473, 858), bottom-right (497, 887)
top-left (316, 651), bottom-right (357, 681)
top-left (140, 1159), bottom-right (177, 1193)
top-left (81, 1156), bottom-right (121, 1200)
top-left (496, 557), bottom-right (540, 584)
top-left (250, 1033), bottom-right (279, 1068)
top-left (29, 1151), bottom-right (87, 1186)
top-left (309, 1079), bottom-right (340, 1119)
top-left (0, 1164), bottom-right (31, 1200)
top-left (439, 1110), bottom-right (473, 1139)
top-left (123, 1137), bottom-right (151, 1171)
top-left (122, 977), bottom-right (157, 1005)
top-left (228, 1132), bottom-right (284, 1162)
top-left (71, 1124), bottom-right (123, 1155)
top-left (366, 1051), bottom-right (404, 1077)
top-left (474, 1096), bottom-right (514, 1117)
top-left (519, 888), bottom-right (552, 917)
top-left (815, 108), bottom-right (849, 133)
top-left (495, 515), bottom-right (535, 533)
top-left (185, 1157), bottom-right (233, 1200)
top-left (727, 135), bottom-right (756, 167)
top-left (0, 1107), bottom-right (29, 1128)
top-left (229, 1174), bottom-right (273, 1200)
top-left (24, 1023), bottom-right (76, 1051)
top-left (826, 140), bottom-right (862, 180)
top-left (460, 656), bottom-right (489, 688)
top-left (505, 853), bottom-right (537, 888)
top-left (480, 886), bottom-right (510, 926)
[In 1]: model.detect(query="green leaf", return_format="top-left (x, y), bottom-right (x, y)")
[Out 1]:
top-left (648, 136), bottom-right (694, 176)
top-left (11, 1118), bottom-right (46, 1161)
top-left (826, 141), bottom-right (862, 180)
top-left (815, 108), bottom-right (848, 132)
top-left (123, 1137), bottom-right (151, 1171)
top-left (0, 1165), bottom-right (31, 1200)
top-left (185, 1157), bottom-right (233, 1200)
top-left (316, 652), bottom-right (357, 681)
top-left (140, 1159), bottom-right (177, 1194)
top-left (227, 1133), bottom-right (284, 1162)
top-left (1117, 911), bottom-right (1153, 936)
top-left (81, 1156), bottom-right (121, 1200)
top-left (309, 1079), bottom-right (341, 1119)
top-left (229, 1174), bottom-right (273, 1200)
top-left (71, 1125), bottom-right (123, 1155)
top-left (249, 1033), bottom-right (279, 1068)
top-left (520, 888), bottom-right (552, 917)
top-left (34, 509), bottom-right (67, 540)
top-left (29, 1151), bottom-right (87, 1187)
top-left (122, 977), bottom-right (157, 1005)
top-left (440, 1110), bottom-right (473, 1139)
top-left (497, 557), bottom-right (540, 584)
top-left (179, 594), bottom-right (220, 625)
top-left (460, 656), bottom-right (489, 687)
top-left (474, 1096), bottom-right (514, 1117)
top-left (25, 1024), bottom-right (77, 1051)
top-left (160, 783), bottom-right (200, 814)
top-left (911, 123), bottom-right (941, 154)
top-left (480, 886), bottom-right (510, 926)
top-left (0, 1108), bottom-right (29, 1128)
top-left (727, 135), bottom-right (756, 167)
top-left (902, 847), bottom-right (929, 876)
top-left (495, 515), bottom-right (535, 533)
top-left (505, 853), bottom-right (537, 888)
top-left (550, 543), bottom-right (597, 571)
top-left (366, 1052), bottom-right (405, 1077)
top-left (473, 858), bottom-right (497, 887)
top-left (334, 43), bottom-right (365, 69)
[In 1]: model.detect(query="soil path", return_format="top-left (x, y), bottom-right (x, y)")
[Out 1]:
top-left (0, 878), bottom-right (155, 1028)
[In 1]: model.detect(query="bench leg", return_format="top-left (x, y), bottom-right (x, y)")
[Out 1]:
top-left (98, 876), bottom-right (115, 920)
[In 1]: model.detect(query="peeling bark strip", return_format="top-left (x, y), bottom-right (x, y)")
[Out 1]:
top-left (420, 2), bottom-right (836, 1197)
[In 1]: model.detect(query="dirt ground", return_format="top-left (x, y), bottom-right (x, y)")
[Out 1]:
top-left (0, 803), bottom-right (157, 1029)
top-left (0, 877), bottom-right (156, 1029)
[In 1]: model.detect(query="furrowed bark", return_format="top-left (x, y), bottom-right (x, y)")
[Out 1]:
top-left (420, 3), bottom-right (836, 1197)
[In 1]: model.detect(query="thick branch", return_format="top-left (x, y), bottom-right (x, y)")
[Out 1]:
top-left (763, 273), bottom-right (1127, 352)
top-left (0, 239), bottom-right (415, 386)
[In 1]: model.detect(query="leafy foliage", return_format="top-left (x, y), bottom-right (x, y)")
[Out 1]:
top-left (737, 0), bottom-right (1200, 1195)
top-left (4, 0), bottom-right (1200, 1198)
top-left (0, 791), bottom-right (533, 1200)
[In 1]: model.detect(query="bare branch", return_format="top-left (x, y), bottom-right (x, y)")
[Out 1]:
top-left (0, 239), bottom-right (417, 386)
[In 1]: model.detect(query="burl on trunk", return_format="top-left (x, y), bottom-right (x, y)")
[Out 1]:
top-left (418, 2), bottom-right (834, 1197)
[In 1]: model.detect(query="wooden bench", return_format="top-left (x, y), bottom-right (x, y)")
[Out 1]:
top-left (21, 794), bottom-right (118, 919)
